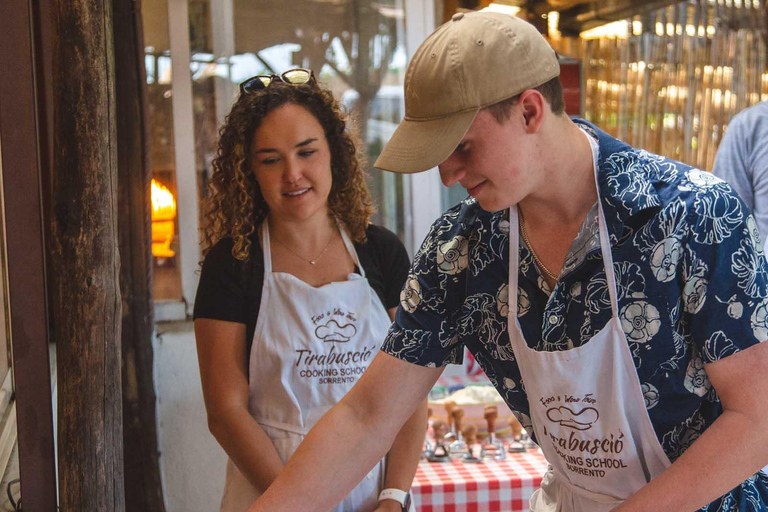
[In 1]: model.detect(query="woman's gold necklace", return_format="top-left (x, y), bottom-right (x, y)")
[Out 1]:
top-left (518, 209), bottom-right (559, 282)
top-left (273, 230), bottom-right (335, 265)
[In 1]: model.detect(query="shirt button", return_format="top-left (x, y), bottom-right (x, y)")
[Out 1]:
top-left (548, 315), bottom-right (558, 325)
top-left (498, 220), bottom-right (510, 232)
top-left (452, 12), bottom-right (464, 21)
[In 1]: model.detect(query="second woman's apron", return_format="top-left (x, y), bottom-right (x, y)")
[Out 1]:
top-left (219, 221), bottom-right (393, 512)
top-left (507, 135), bottom-right (672, 511)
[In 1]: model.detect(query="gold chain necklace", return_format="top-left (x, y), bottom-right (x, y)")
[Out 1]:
top-left (273, 230), bottom-right (335, 265)
top-left (518, 208), bottom-right (559, 281)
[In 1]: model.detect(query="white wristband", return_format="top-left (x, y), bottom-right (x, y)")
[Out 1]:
top-left (378, 488), bottom-right (408, 505)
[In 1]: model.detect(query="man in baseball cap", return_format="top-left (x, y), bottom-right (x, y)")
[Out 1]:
top-left (250, 11), bottom-right (768, 512)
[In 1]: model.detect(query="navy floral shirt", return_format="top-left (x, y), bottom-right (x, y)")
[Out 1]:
top-left (383, 121), bottom-right (768, 510)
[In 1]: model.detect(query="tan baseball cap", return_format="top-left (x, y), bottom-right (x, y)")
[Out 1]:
top-left (374, 11), bottom-right (560, 174)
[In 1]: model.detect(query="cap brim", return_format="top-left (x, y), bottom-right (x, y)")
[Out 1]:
top-left (374, 109), bottom-right (478, 174)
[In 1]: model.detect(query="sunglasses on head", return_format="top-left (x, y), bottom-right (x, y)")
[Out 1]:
top-left (239, 68), bottom-right (316, 95)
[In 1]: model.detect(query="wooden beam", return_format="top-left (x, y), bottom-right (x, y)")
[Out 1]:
top-left (113, 0), bottom-right (166, 510)
top-left (0, 1), bottom-right (57, 510)
top-left (557, 0), bottom-right (686, 35)
top-left (51, 0), bottom-right (125, 510)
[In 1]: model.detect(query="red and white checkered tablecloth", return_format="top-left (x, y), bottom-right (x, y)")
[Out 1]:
top-left (411, 450), bottom-right (549, 512)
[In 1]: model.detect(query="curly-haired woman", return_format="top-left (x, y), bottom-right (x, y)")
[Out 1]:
top-left (193, 70), bottom-right (425, 512)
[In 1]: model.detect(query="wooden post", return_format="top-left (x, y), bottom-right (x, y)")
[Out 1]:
top-left (113, 0), bottom-right (166, 510)
top-left (51, 0), bottom-right (125, 510)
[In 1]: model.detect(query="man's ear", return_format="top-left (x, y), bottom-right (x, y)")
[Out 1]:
top-left (518, 89), bottom-right (546, 134)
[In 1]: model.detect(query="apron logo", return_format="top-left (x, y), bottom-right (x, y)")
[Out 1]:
top-left (546, 406), bottom-right (599, 431)
top-left (315, 319), bottom-right (357, 343)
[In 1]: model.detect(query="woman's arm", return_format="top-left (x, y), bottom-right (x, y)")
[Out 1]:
top-left (195, 318), bottom-right (285, 493)
top-left (376, 400), bottom-right (428, 512)
top-left (615, 340), bottom-right (768, 512)
top-left (375, 308), bottom-right (429, 512)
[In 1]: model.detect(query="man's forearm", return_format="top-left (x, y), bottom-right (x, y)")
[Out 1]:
top-left (616, 409), bottom-right (768, 512)
top-left (246, 398), bottom-right (409, 512)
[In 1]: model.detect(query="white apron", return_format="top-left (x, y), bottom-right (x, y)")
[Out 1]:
top-left (507, 137), bottom-right (672, 512)
top-left (219, 221), bottom-right (392, 512)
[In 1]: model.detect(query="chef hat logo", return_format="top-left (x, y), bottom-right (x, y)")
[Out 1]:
top-left (315, 319), bottom-right (357, 343)
top-left (546, 406), bottom-right (599, 431)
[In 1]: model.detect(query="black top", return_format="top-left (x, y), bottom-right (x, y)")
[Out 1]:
top-left (193, 224), bottom-right (410, 355)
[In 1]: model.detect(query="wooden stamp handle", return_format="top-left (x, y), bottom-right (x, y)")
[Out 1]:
top-left (444, 401), bottom-right (456, 430)
top-left (451, 408), bottom-right (464, 433)
top-left (484, 405), bottom-right (498, 434)
top-left (462, 424), bottom-right (477, 446)
top-left (432, 420), bottom-right (447, 441)
top-left (510, 416), bottom-right (523, 438)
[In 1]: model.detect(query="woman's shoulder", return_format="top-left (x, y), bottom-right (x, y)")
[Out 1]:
top-left (194, 233), bottom-right (262, 323)
top-left (361, 223), bottom-right (404, 249)
top-left (204, 236), bottom-right (235, 260)
top-left (356, 223), bottom-right (409, 276)
top-left (202, 233), bottom-right (262, 271)
top-left (357, 224), bottom-right (408, 263)
top-left (356, 224), bottom-right (410, 308)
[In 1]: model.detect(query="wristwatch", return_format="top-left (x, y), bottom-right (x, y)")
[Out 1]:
top-left (378, 488), bottom-right (411, 511)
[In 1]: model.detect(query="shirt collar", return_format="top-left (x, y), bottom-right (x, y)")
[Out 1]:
top-left (573, 119), bottom-right (663, 246)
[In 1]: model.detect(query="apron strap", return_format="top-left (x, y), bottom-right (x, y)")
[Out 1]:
top-left (509, 207), bottom-right (521, 322)
top-left (587, 133), bottom-right (620, 319)
top-left (338, 225), bottom-right (365, 278)
top-left (261, 222), bottom-right (273, 274)
top-left (258, 418), bottom-right (310, 436)
top-left (507, 131), bottom-right (621, 343)
top-left (261, 219), bottom-right (362, 277)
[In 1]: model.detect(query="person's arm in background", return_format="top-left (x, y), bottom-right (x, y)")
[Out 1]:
top-left (195, 319), bottom-right (286, 492)
top-left (713, 103), bottom-right (768, 254)
top-left (247, 352), bottom-right (443, 512)
top-left (375, 307), bottom-right (428, 512)
top-left (713, 110), bottom-right (753, 209)
top-left (750, 125), bottom-right (768, 250)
